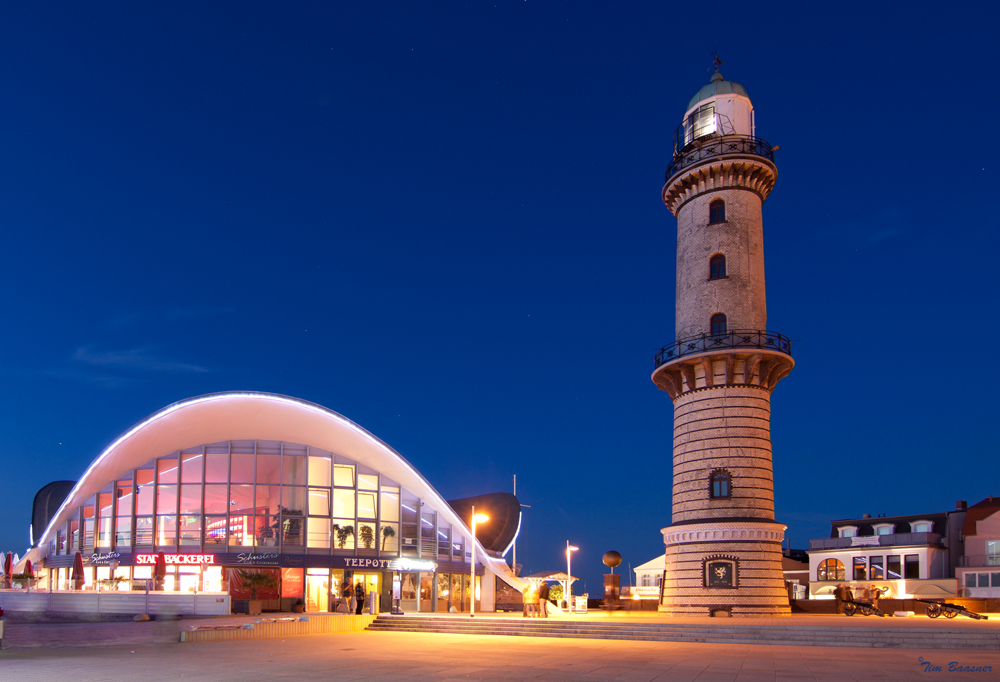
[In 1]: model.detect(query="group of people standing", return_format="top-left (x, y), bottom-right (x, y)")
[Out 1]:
top-left (522, 580), bottom-right (550, 618)
top-left (339, 579), bottom-right (368, 615)
top-left (833, 583), bottom-right (887, 614)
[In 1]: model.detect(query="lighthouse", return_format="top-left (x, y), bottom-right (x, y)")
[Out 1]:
top-left (652, 65), bottom-right (794, 617)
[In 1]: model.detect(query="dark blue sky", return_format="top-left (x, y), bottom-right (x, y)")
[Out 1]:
top-left (1, 2), bottom-right (997, 593)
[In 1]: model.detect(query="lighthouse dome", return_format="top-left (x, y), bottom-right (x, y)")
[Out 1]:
top-left (687, 72), bottom-right (749, 110)
top-left (675, 71), bottom-right (756, 151)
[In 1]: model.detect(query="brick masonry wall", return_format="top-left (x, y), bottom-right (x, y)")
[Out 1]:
top-left (674, 187), bottom-right (766, 340)
top-left (659, 522), bottom-right (789, 617)
top-left (672, 385), bottom-right (774, 523)
top-left (658, 150), bottom-right (788, 618)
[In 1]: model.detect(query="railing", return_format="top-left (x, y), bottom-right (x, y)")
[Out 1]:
top-left (665, 135), bottom-right (774, 182)
top-left (808, 532), bottom-right (941, 550)
top-left (654, 329), bottom-right (791, 369)
top-left (960, 555), bottom-right (1000, 568)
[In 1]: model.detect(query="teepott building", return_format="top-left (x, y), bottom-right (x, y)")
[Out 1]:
top-left (10, 392), bottom-right (523, 616)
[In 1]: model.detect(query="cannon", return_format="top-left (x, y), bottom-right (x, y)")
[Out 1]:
top-left (917, 599), bottom-right (988, 620)
top-left (843, 599), bottom-right (890, 617)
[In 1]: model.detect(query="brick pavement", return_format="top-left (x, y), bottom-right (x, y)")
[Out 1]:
top-left (3, 610), bottom-right (999, 650)
top-left (2, 629), bottom-right (1000, 681)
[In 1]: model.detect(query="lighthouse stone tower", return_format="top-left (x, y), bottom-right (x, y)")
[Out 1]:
top-left (652, 70), bottom-right (794, 617)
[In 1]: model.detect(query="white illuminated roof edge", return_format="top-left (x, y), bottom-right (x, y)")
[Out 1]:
top-left (30, 392), bottom-right (503, 576)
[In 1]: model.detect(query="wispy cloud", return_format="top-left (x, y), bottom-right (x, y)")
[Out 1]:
top-left (72, 345), bottom-right (210, 374)
top-left (41, 368), bottom-right (140, 388)
top-left (815, 207), bottom-right (910, 248)
top-left (109, 306), bottom-right (236, 329)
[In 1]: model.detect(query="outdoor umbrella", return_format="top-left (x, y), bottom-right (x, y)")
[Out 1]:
top-left (3, 551), bottom-right (12, 589)
top-left (154, 552), bottom-right (167, 591)
top-left (72, 551), bottom-right (85, 590)
top-left (22, 559), bottom-right (34, 591)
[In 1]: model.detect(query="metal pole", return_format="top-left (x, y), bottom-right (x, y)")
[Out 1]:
top-left (512, 476), bottom-right (516, 573)
top-left (566, 541), bottom-right (571, 611)
top-left (470, 505), bottom-right (476, 618)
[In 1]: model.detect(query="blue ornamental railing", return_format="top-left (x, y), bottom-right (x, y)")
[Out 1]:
top-left (654, 329), bottom-right (791, 369)
top-left (665, 136), bottom-right (774, 182)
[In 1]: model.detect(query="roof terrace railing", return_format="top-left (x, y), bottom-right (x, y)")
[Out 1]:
top-left (665, 135), bottom-right (774, 182)
top-left (808, 532), bottom-right (942, 551)
top-left (654, 329), bottom-right (791, 370)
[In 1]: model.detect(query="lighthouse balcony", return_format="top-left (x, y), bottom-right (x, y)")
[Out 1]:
top-left (652, 330), bottom-right (793, 399)
top-left (655, 329), bottom-right (791, 369)
top-left (665, 135), bottom-right (774, 183)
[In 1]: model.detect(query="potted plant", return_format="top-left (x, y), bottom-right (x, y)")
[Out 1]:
top-left (99, 575), bottom-right (127, 591)
top-left (291, 598), bottom-right (305, 614)
top-left (11, 573), bottom-right (35, 590)
top-left (333, 523), bottom-right (355, 549)
top-left (359, 524), bottom-right (374, 549)
top-left (237, 569), bottom-right (278, 616)
top-left (258, 524), bottom-right (275, 547)
top-left (381, 525), bottom-right (395, 550)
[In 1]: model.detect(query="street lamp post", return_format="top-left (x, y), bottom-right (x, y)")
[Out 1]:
top-left (470, 506), bottom-right (489, 617)
top-left (565, 541), bottom-right (578, 610)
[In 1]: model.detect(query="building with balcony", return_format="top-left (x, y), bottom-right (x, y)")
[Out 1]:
top-left (806, 503), bottom-right (968, 600)
top-left (957, 496), bottom-right (1000, 598)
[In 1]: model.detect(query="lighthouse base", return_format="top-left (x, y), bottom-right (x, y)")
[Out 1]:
top-left (658, 519), bottom-right (790, 617)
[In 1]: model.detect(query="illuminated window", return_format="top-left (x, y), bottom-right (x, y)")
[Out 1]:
top-left (839, 526), bottom-right (857, 538)
top-left (710, 470), bottom-right (730, 499)
top-left (817, 558), bottom-right (845, 581)
top-left (911, 521), bottom-right (932, 533)
top-left (709, 200), bottom-right (726, 224)
top-left (709, 254), bottom-right (726, 280)
top-left (710, 314), bottom-right (727, 336)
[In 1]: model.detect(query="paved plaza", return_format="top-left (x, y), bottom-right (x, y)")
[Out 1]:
top-left (2, 625), bottom-right (1000, 681)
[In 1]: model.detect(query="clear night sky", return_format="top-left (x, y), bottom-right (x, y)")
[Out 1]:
top-left (1, 2), bottom-right (997, 593)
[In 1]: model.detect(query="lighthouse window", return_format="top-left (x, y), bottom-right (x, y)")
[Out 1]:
top-left (709, 255), bottom-right (726, 280)
top-left (710, 314), bottom-right (727, 336)
top-left (710, 470), bottom-right (730, 499)
top-left (709, 200), bottom-right (726, 224)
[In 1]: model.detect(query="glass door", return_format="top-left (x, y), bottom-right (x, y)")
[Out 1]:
top-left (305, 570), bottom-right (329, 612)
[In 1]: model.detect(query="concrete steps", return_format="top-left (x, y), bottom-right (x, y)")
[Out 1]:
top-left (366, 616), bottom-right (1000, 650)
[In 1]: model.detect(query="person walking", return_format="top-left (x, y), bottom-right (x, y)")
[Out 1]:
top-left (537, 581), bottom-right (550, 618)
top-left (861, 584), bottom-right (872, 604)
top-left (355, 580), bottom-right (366, 615)
top-left (342, 581), bottom-right (354, 614)
top-left (522, 582), bottom-right (538, 618)
top-left (834, 584), bottom-right (844, 614)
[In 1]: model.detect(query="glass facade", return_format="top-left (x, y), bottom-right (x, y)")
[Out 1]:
top-left (41, 438), bottom-right (486, 612)
top-left (49, 439), bottom-right (477, 562)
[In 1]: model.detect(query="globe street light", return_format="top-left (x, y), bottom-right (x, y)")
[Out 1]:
top-left (565, 541), bottom-right (579, 610)
top-left (470, 506), bottom-right (489, 617)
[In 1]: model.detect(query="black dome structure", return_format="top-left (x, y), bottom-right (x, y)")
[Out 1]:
top-left (31, 481), bottom-right (76, 547)
top-left (447, 492), bottom-right (521, 555)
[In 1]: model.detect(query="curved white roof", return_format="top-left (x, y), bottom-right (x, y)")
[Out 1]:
top-left (26, 392), bottom-right (519, 585)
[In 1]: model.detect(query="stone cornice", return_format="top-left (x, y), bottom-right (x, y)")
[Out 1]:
top-left (661, 519), bottom-right (786, 546)
top-left (652, 348), bottom-right (793, 400)
top-left (662, 156), bottom-right (777, 217)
